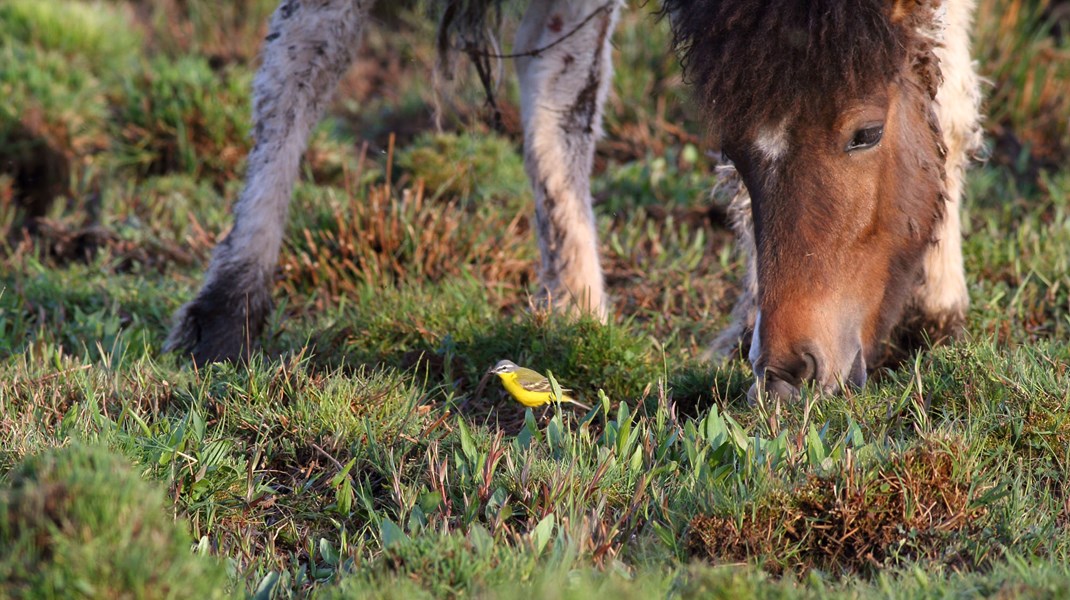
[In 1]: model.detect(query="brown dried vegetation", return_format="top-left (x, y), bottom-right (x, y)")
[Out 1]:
top-left (688, 441), bottom-right (990, 574)
top-left (123, 0), bottom-right (275, 65)
top-left (277, 180), bottom-right (535, 309)
top-left (978, 0), bottom-right (1070, 178)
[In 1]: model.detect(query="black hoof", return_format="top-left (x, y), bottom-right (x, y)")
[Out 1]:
top-left (164, 275), bottom-right (273, 366)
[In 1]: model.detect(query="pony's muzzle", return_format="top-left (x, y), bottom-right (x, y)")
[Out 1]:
top-left (748, 371), bottom-right (801, 403)
top-left (749, 345), bottom-right (867, 403)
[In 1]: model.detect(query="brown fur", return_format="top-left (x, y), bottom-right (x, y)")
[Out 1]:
top-left (665, 0), bottom-right (956, 392)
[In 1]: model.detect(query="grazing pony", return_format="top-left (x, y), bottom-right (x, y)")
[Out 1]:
top-left (166, 0), bottom-right (982, 400)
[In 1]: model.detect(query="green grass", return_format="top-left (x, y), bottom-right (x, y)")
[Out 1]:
top-left (1, 0), bottom-right (1069, 598)
top-left (0, 444), bottom-right (232, 599)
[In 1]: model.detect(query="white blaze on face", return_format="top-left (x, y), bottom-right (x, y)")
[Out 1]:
top-left (754, 119), bottom-right (790, 163)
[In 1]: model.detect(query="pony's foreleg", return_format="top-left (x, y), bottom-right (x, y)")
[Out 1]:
top-left (165, 0), bottom-right (373, 364)
top-left (515, 0), bottom-right (621, 320)
top-left (705, 172), bottom-right (758, 361)
top-left (914, 0), bottom-right (983, 339)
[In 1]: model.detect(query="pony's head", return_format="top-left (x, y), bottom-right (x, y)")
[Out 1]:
top-left (669, 0), bottom-right (950, 397)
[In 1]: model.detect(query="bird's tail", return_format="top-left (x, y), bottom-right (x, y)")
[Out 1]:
top-left (560, 394), bottom-right (591, 412)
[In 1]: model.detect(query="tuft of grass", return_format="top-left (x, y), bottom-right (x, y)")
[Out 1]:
top-left (602, 6), bottom-right (702, 163)
top-left (395, 132), bottom-right (529, 203)
top-left (111, 57), bottom-right (253, 184)
top-left (279, 180), bottom-right (536, 305)
top-left (594, 144), bottom-right (718, 213)
top-left (0, 444), bottom-right (231, 599)
top-left (290, 275), bottom-right (660, 413)
top-left (0, 42), bottom-right (99, 217)
top-left (0, 0), bottom-right (140, 220)
top-left (976, 0), bottom-right (1070, 174)
top-left (688, 439), bottom-right (990, 575)
top-left (964, 169), bottom-right (1070, 343)
top-left (0, 0), bottom-right (141, 68)
top-left (107, 174), bottom-right (228, 246)
top-left (124, 0), bottom-right (279, 64)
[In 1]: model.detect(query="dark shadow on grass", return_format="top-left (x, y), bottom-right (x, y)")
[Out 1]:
top-left (296, 311), bottom-right (661, 434)
top-left (665, 360), bottom-right (752, 419)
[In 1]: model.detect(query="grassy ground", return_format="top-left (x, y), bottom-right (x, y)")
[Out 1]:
top-left (1, 0), bottom-right (1068, 597)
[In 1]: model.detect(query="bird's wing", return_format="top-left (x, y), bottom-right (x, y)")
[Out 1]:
top-left (514, 367), bottom-right (571, 393)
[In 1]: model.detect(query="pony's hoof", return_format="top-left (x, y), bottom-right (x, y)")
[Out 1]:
top-left (164, 282), bottom-right (272, 366)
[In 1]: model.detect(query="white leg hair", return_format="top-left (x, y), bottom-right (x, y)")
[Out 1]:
top-left (515, 0), bottom-right (621, 320)
top-left (915, 0), bottom-right (983, 335)
top-left (166, 0), bottom-right (373, 363)
top-left (705, 166), bottom-right (758, 360)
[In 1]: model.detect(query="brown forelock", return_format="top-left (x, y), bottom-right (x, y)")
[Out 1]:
top-left (662, 0), bottom-right (914, 139)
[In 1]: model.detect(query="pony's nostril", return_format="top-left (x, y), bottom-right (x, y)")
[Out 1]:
top-left (774, 348), bottom-right (821, 386)
top-left (748, 361), bottom-right (801, 403)
top-left (800, 350), bottom-right (819, 382)
top-left (762, 370), bottom-right (800, 401)
top-left (848, 349), bottom-right (867, 389)
top-left (747, 379), bottom-right (798, 405)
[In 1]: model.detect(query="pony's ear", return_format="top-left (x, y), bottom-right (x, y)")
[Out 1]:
top-left (890, 0), bottom-right (939, 24)
top-left (888, 0), bottom-right (944, 98)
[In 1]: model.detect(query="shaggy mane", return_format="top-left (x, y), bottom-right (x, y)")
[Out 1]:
top-left (660, 0), bottom-right (943, 139)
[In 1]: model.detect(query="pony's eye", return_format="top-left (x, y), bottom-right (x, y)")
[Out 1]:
top-left (846, 125), bottom-right (884, 152)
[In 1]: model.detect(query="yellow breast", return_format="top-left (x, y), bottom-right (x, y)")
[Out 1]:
top-left (497, 372), bottom-right (555, 407)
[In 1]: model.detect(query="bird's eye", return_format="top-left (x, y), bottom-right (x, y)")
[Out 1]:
top-left (846, 125), bottom-right (884, 152)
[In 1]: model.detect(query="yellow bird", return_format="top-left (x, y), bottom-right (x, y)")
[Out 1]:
top-left (489, 360), bottom-right (590, 410)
